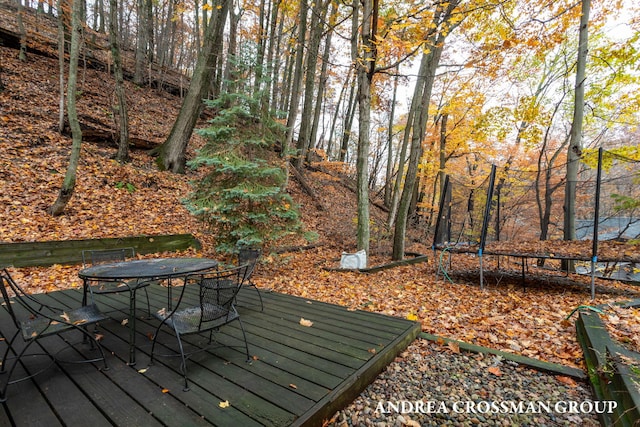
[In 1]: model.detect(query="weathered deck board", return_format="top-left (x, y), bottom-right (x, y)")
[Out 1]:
top-left (0, 283), bottom-right (420, 426)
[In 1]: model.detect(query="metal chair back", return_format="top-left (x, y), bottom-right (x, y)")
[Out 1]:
top-left (0, 268), bottom-right (109, 401)
top-left (236, 247), bottom-right (263, 311)
top-left (238, 248), bottom-right (260, 278)
top-left (198, 264), bottom-right (249, 326)
top-left (149, 264), bottom-right (251, 391)
top-left (82, 247), bottom-right (135, 266)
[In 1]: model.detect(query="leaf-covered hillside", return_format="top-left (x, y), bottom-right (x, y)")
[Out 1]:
top-left (1, 45), bottom-right (639, 370)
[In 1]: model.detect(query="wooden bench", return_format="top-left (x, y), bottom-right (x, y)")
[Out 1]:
top-left (0, 234), bottom-right (201, 267)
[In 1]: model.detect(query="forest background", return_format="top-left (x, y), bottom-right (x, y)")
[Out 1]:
top-left (2, 0), bottom-right (640, 376)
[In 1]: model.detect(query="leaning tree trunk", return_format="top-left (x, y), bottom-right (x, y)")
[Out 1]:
top-left (158, 0), bottom-right (229, 173)
top-left (50, 0), bottom-right (83, 216)
top-left (109, 0), bottom-right (129, 163)
top-left (392, 0), bottom-right (460, 260)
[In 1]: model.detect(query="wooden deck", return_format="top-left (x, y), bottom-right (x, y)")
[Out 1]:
top-left (0, 283), bottom-right (420, 426)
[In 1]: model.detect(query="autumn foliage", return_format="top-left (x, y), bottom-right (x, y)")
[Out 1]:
top-left (2, 45), bottom-right (640, 373)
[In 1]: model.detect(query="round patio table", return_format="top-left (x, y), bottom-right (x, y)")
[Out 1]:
top-left (79, 257), bottom-right (218, 365)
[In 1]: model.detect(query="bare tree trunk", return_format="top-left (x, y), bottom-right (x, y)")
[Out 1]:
top-left (283, 0), bottom-right (308, 157)
top-left (270, 6), bottom-right (286, 112)
top-left (279, 36), bottom-right (295, 114)
top-left (193, 0), bottom-right (200, 49)
top-left (562, 0), bottom-right (590, 272)
top-left (339, 77), bottom-right (357, 163)
top-left (263, 0), bottom-right (281, 113)
top-left (310, 4), bottom-right (336, 154)
top-left (222, 6), bottom-right (241, 94)
top-left (16, 0), bottom-right (27, 61)
top-left (387, 86), bottom-right (415, 228)
top-left (354, 0), bottom-right (378, 255)
top-left (50, 0), bottom-right (83, 216)
top-left (294, 0), bottom-right (330, 168)
top-left (97, 0), bottom-right (105, 32)
top-left (393, 1), bottom-right (460, 260)
top-left (536, 98), bottom-right (569, 243)
top-left (325, 67), bottom-right (349, 159)
top-left (109, 0), bottom-right (129, 163)
top-left (253, 0), bottom-right (267, 97)
top-left (564, 0), bottom-right (590, 243)
top-left (133, 0), bottom-right (147, 85)
top-left (384, 68), bottom-right (399, 207)
top-left (158, 0), bottom-right (229, 173)
top-left (57, 0), bottom-right (66, 133)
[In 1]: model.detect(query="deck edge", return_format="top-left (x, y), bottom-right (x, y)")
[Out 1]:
top-left (291, 320), bottom-right (421, 427)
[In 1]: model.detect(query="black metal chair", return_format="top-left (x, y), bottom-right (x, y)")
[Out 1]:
top-left (0, 268), bottom-right (109, 402)
top-left (81, 248), bottom-right (152, 317)
top-left (149, 264), bottom-right (251, 391)
top-left (238, 247), bottom-right (263, 311)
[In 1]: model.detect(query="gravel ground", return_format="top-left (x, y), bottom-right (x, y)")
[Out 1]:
top-left (329, 339), bottom-right (602, 427)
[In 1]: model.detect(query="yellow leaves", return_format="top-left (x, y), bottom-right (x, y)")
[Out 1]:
top-left (202, 3), bottom-right (212, 11)
top-left (218, 400), bottom-right (230, 408)
top-left (406, 312), bottom-right (418, 321)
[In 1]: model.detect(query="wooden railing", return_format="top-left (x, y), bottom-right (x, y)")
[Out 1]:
top-left (0, 234), bottom-right (201, 267)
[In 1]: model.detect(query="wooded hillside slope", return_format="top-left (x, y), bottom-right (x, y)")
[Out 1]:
top-left (1, 36), bottom-right (639, 372)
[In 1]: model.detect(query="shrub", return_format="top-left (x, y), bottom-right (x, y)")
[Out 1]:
top-left (185, 92), bottom-right (307, 253)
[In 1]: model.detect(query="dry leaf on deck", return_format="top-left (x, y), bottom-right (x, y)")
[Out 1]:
top-left (299, 318), bottom-right (313, 327)
top-left (219, 400), bottom-right (230, 408)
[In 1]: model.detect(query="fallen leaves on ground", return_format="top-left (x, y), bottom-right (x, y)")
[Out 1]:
top-left (2, 45), bottom-right (639, 373)
top-left (488, 366), bottom-right (502, 376)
